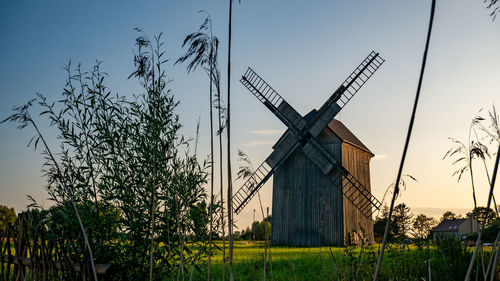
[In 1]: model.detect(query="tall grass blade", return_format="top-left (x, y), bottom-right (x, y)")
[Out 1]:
top-left (373, 1), bottom-right (436, 280)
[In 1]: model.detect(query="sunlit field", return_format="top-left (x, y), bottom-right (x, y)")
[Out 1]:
top-left (210, 241), bottom-right (337, 261)
top-left (186, 240), bottom-right (499, 281)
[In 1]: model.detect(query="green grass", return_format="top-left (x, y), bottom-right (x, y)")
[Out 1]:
top-left (4, 239), bottom-right (499, 280)
top-left (210, 241), bottom-right (341, 262)
top-left (188, 241), bottom-right (377, 281)
top-left (190, 241), bottom-right (344, 281)
top-left (184, 240), bottom-right (500, 281)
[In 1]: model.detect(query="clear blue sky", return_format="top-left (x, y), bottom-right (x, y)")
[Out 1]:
top-left (1, 1), bottom-right (499, 228)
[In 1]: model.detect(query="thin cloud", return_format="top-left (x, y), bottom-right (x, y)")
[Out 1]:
top-left (373, 154), bottom-right (388, 160)
top-left (243, 140), bottom-right (275, 147)
top-left (251, 129), bottom-right (283, 136)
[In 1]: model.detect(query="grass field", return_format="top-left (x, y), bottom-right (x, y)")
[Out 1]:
top-left (190, 241), bottom-right (347, 281)
top-left (185, 240), bottom-right (499, 281)
top-left (3, 239), bottom-right (498, 280)
top-left (210, 241), bottom-right (338, 261)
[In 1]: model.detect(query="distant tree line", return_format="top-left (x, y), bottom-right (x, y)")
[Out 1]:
top-left (373, 203), bottom-right (499, 242)
top-left (0, 204), bottom-right (16, 232)
top-left (228, 215), bottom-right (272, 241)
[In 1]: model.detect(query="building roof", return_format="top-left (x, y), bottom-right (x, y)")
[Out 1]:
top-left (304, 110), bottom-right (374, 156)
top-left (431, 218), bottom-right (468, 232)
top-left (327, 119), bottom-right (374, 156)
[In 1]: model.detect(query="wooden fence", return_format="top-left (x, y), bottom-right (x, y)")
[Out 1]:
top-left (0, 212), bottom-right (110, 281)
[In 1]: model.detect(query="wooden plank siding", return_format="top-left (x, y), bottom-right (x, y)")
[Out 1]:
top-left (341, 142), bottom-right (375, 244)
top-left (271, 122), bottom-right (375, 246)
top-left (272, 129), bottom-right (344, 246)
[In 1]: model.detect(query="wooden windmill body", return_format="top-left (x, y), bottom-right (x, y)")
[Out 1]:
top-left (273, 111), bottom-right (375, 246)
top-left (233, 51), bottom-right (385, 246)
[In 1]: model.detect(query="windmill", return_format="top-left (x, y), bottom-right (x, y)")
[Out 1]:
top-left (233, 51), bottom-right (385, 246)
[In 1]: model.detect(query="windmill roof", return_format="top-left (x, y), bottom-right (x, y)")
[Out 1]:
top-left (304, 110), bottom-right (374, 156)
top-left (431, 218), bottom-right (468, 232)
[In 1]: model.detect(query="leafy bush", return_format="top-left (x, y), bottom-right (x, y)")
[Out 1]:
top-left (432, 236), bottom-right (472, 281)
top-left (3, 32), bottom-right (210, 280)
top-left (0, 205), bottom-right (16, 232)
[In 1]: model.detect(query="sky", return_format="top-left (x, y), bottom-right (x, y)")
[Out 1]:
top-left (0, 1), bottom-right (499, 229)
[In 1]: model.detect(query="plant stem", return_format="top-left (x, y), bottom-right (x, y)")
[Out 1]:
top-left (149, 37), bottom-right (159, 281)
top-left (208, 49), bottom-right (215, 281)
top-left (227, 0), bottom-right (234, 280)
top-left (427, 260), bottom-right (432, 281)
top-left (470, 159), bottom-right (478, 209)
top-left (485, 230), bottom-right (500, 279)
top-left (465, 145), bottom-right (500, 281)
top-left (149, 184), bottom-right (156, 281)
top-left (218, 85), bottom-right (226, 281)
top-left (268, 206), bottom-right (273, 280)
top-left (372, 1), bottom-right (435, 280)
top-left (490, 234), bottom-right (500, 281)
top-left (257, 191), bottom-right (266, 281)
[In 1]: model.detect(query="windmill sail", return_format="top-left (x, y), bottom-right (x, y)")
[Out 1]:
top-left (232, 160), bottom-right (274, 214)
top-left (233, 133), bottom-right (381, 218)
top-left (308, 51), bottom-right (385, 137)
top-left (240, 68), bottom-right (306, 132)
top-left (234, 51), bottom-right (384, 218)
top-left (233, 130), bottom-right (306, 214)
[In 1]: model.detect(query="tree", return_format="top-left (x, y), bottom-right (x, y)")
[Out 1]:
top-left (392, 203), bottom-right (413, 239)
top-left (412, 214), bottom-right (437, 239)
top-left (254, 220), bottom-right (271, 240)
top-left (241, 227), bottom-right (252, 240)
top-left (373, 205), bottom-right (395, 242)
top-left (481, 220), bottom-right (500, 243)
top-left (0, 205), bottom-right (16, 232)
top-left (189, 201), bottom-right (209, 241)
top-left (440, 211), bottom-right (457, 221)
top-left (467, 207), bottom-right (497, 227)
